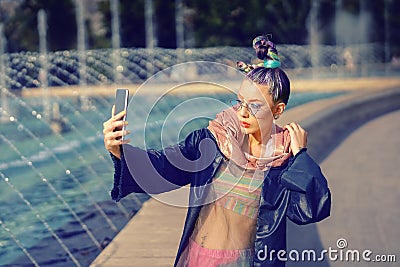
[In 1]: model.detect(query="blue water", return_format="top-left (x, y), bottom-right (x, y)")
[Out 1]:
top-left (0, 90), bottom-right (345, 266)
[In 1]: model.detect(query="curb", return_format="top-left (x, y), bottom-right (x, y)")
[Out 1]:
top-left (301, 87), bottom-right (400, 163)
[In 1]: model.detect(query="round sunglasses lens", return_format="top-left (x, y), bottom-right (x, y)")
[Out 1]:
top-left (230, 100), bottom-right (240, 110)
top-left (249, 106), bottom-right (258, 115)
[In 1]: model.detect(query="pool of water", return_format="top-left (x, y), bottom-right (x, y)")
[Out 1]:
top-left (0, 90), bottom-right (345, 266)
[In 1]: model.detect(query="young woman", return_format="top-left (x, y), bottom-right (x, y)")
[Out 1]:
top-left (103, 36), bottom-right (331, 267)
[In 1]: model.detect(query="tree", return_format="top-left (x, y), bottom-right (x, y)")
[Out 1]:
top-left (1, 0), bottom-right (399, 54)
top-left (4, 0), bottom-right (76, 52)
top-left (98, 0), bottom-right (146, 48)
top-left (185, 0), bottom-right (312, 46)
top-left (98, 0), bottom-right (176, 48)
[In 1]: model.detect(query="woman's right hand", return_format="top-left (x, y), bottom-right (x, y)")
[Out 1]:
top-left (103, 105), bottom-right (131, 159)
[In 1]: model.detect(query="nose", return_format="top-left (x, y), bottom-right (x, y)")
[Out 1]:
top-left (238, 104), bottom-right (249, 118)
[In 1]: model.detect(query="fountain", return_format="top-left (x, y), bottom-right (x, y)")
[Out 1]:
top-left (74, 0), bottom-right (91, 111)
top-left (0, 23), bottom-right (8, 123)
top-left (0, 167), bottom-right (82, 266)
top-left (145, 0), bottom-right (156, 78)
top-left (307, 0), bottom-right (321, 79)
top-left (110, 0), bottom-right (123, 84)
top-left (0, 217), bottom-right (40, 267)
top-left (0, 7), bottom-right (146, 267)
top-left (334, 0), bottom-right (374, 76)
top-left (175, 0), bottom-right (185, 50)
top-left (0, 84), bottom-right (147, 265)
top-left (37, 9), bottom-right (50, 121)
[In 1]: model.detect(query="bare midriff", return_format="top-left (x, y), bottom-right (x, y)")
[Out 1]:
top-left (191, 203), bottom-right (257, 250)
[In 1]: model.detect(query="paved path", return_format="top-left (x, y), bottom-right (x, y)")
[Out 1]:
top-left (90, 198), bottom-right (186, 266)
top-left (316, 110), bottom-right (400, 267)
top-left (91, 92), bottom-right (399, 267)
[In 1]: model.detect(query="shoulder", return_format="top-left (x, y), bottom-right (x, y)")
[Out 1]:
top-left (180, 128), bottom-right (221, 158)
top-left (184, 128), bottom-right (217, 145)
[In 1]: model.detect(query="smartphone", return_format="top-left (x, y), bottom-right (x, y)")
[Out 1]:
top-left (114, 89), bottom-right (129, 140)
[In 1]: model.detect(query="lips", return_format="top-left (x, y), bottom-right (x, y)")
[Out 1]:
top-left (240, 121), bottom-right (251, 128)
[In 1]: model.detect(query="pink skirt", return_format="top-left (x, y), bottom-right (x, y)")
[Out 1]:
top-left (186, 238), bottom-right (253, 267)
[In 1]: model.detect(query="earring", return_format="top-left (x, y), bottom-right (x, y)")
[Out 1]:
top-left (274, 114), bottom-right (279, 120)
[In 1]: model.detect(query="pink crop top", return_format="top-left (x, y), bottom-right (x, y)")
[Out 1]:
top-left (211, 159), bottom-right (264, 219)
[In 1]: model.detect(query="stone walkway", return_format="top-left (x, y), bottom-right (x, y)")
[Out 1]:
top-left (316, 110), bottom-right (400, 267)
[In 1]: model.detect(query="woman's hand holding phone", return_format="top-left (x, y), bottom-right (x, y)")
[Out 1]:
top-left (103, 105), bottom-right (131, 159)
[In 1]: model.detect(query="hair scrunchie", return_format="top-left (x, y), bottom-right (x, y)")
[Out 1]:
top-left (263, 59), bottom-right (281, 69)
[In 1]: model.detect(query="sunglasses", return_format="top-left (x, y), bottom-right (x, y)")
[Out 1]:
top-left (230, 99), bottom-right (265, 117)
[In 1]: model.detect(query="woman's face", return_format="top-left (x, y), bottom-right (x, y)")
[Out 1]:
top-left (235, 79), bottom-right (276, 139)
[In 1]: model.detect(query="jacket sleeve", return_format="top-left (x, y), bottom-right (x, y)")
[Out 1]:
top-left (110, 130), bottom-right (206, 202)
top-left (279, 148), bottom-right (331, 225)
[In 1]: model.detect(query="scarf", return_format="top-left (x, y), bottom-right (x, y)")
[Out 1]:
top-left (207, 107), bottom-right (291, 170)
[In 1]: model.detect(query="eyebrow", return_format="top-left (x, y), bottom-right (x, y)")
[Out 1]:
top-left (237, 93), bottom-right (264, 102)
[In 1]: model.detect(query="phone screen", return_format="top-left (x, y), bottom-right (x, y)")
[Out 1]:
top-left (114, 89), bottom-right (129, 140)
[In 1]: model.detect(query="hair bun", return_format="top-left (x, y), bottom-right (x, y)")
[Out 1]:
top-left (237, 35), bottom-right (281, 73)
top-left (253, 35), bottom-right (279, 61)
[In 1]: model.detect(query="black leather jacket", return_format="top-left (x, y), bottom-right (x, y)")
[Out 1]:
top-left (110, 128), bottom-right (331, 266)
